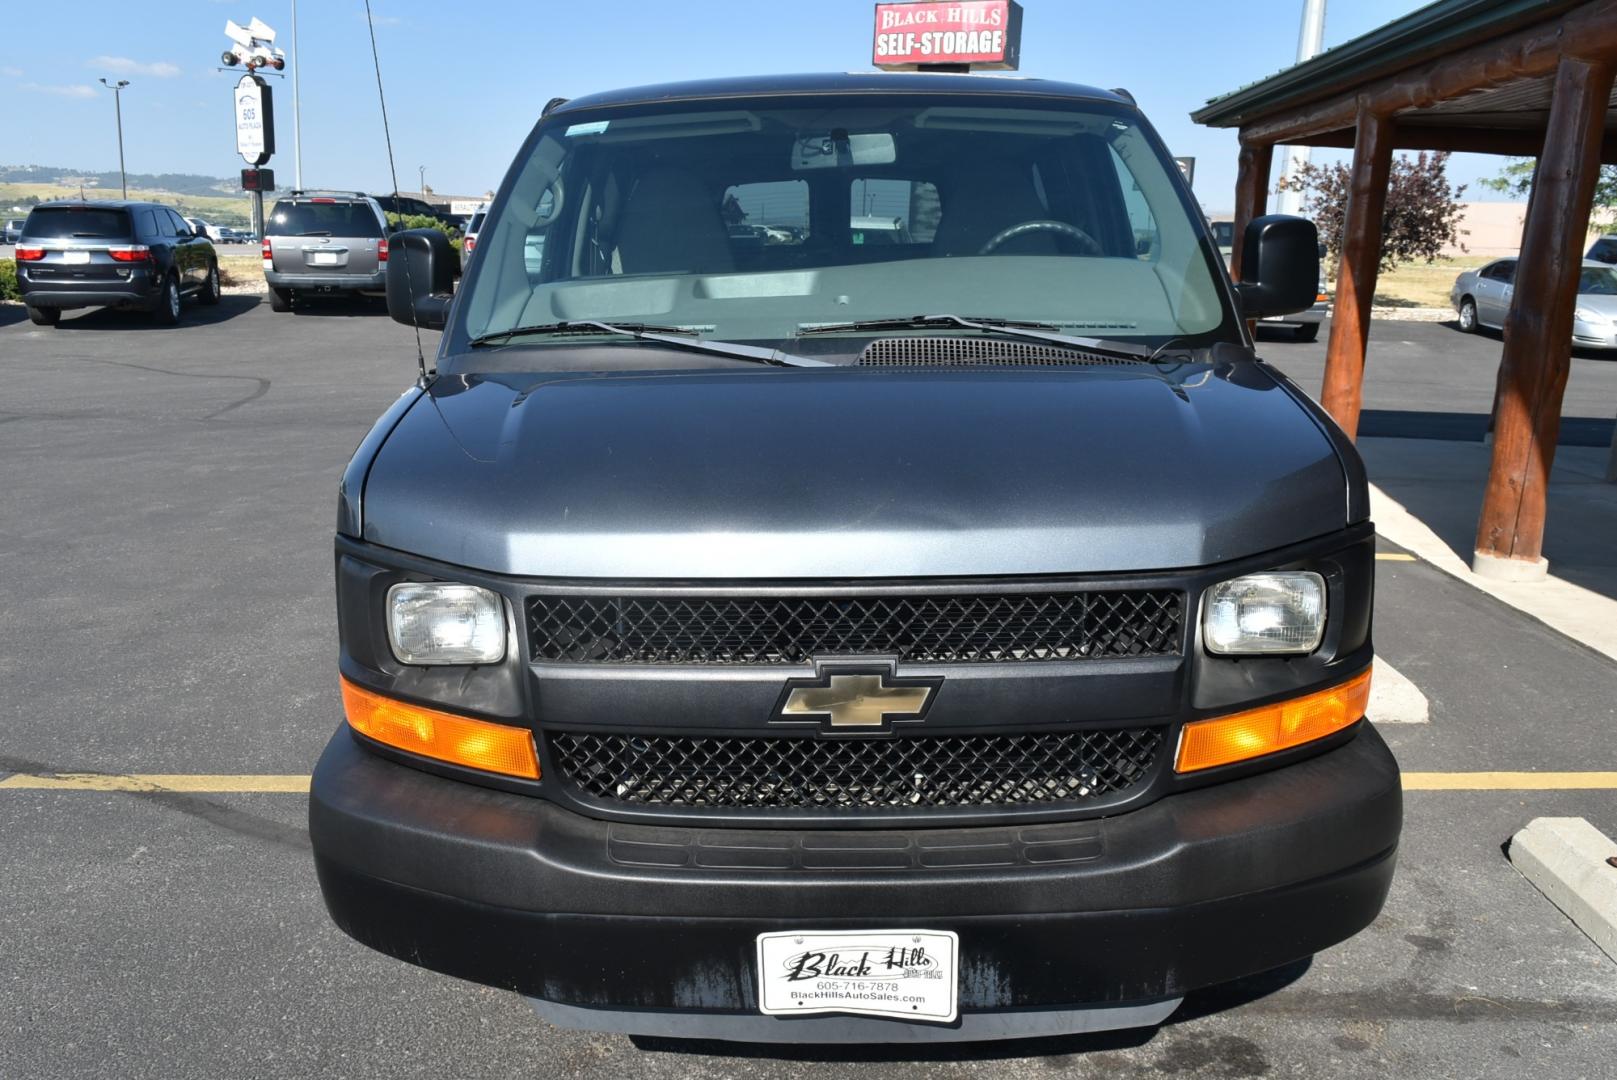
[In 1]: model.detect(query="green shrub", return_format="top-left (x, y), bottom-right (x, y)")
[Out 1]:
top-left (386, 212), bottom-right (464, 250)
top-left (0, 260), bottom-right (18, 302)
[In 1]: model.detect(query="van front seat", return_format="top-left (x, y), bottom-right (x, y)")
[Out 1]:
top-left (614, 169), bottom-right (735, 275)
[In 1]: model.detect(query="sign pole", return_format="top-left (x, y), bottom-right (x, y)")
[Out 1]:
top-left (234, 72), bottom-right (276, 236)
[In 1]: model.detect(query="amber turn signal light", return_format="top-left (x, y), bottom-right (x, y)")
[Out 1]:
top-left (340, 677), bottom-right (540, 780)
top-left (1175, 666), bottom-right (1372, 773)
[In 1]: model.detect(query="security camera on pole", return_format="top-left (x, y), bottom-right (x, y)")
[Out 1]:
top-left (225, 17), bottom-right (280, 240)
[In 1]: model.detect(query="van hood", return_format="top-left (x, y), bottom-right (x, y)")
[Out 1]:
top-left (357, 362), bottom-right (1350, 579)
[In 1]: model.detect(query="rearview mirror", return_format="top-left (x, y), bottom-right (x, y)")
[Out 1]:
top-left (386, 228), bottom-right (459, 330)
top-left (791, 131), bottom-right (896, 170)
top-left (1236, 215), bottom-right (1319, 319)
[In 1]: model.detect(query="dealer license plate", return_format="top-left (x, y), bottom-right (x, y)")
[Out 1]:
top-left (309, 251), bottom-right (340, 266)
top-left (756, 930), bottom-right (958, 1023)
top-left (62, 251), bottom-right (90, 264)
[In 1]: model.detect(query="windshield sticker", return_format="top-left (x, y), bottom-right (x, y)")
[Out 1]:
top-left (565, 120), bottom-right (610, 137)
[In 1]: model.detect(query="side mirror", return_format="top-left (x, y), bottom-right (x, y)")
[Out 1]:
top-left (386, 228), bottom-right (460, 330)
top-left (1236, 215), bottom-right (1320, 319)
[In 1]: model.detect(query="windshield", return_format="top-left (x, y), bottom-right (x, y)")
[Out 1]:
top-left (268, 200), bottom-right (382, 238)
top-left (1579, 267), bottom-right (1617, 295)
top-left (24, 207), bottom-right (131, 240)
top-left (454, 94), bottom-right (1233, 352)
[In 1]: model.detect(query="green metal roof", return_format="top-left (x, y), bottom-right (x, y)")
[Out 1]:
top-left (1192, 0), bottom-right (1585, 128)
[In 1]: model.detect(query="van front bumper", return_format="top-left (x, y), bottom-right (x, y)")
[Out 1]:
top-left (310, 723), bottom-right (1400, 1041)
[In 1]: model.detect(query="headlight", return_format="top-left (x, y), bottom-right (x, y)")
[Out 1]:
top-left (1202, 572), bottom-right (1325, 655)
top-left (1576, 306), bottom-right (1606, 322)
top-left (386, 582), bottom-right (506, 665)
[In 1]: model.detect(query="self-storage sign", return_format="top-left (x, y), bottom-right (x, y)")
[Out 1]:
top-left (872, 1), bottom-right (1023, 70)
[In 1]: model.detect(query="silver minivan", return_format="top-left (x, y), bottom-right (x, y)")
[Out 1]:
top-left (262, 191), bottom-right (389, 312)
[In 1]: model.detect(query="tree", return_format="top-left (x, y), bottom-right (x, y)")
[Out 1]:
top-left (1279, 151), bottom-right (1468, 272)
top-left (1481, 157), bottom-right (1617, 210)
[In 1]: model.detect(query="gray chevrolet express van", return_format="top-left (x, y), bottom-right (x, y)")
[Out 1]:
top-left (310, 72), bottom-right (1399, 1044)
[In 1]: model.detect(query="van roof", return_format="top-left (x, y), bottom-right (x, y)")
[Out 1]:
top-left (552, 72), bottom-right (1130, 116)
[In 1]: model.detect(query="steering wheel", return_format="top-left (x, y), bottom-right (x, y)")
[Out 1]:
top-left (978, 219), bottom-right (1102, 256)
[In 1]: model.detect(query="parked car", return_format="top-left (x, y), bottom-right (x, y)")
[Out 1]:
top-left (214, 226), bottom-right (250, 245)
top-left (311, 72), bottom-right (1394, 1045)
top-left (1453, 257), bottom-right (1617, 349)
top-left (3, 218), bottom-right (25, 243)
top-left (184, 216), bottom-right (223, 243)
top-left (14, 200), bottom-right (219, 326)
top-left (460, 202), bottom-right (488, 265)
top-left (262, 190), bottom-right (389, 311)
top-left (1587, 234), bottom-right (1617, 264)
top-left (850, 214), bottom-right (912, 245)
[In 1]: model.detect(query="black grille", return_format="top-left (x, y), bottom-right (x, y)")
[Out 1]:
top-left (550, 728), bottom-right (1162, 810)
top-left (858, 336), bottom-right (1142, 367)
top-left (527, 590), bottom-right (1183, 665)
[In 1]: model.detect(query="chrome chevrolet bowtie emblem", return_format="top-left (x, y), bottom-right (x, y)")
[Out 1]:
top-left (773, 662), bottom-right (941, 734)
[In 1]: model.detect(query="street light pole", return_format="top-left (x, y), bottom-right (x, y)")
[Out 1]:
top-left (1276, 0), bottom-right (1327, 216)
top-left (292, 0), bottom-right (303, 189)
top-left (418, 165), bottom-right (426, 195)
top-left (99, 78), bottom-right (130, 199)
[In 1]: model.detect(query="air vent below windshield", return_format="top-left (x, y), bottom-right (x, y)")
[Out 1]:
top-left (857, 336), bottom-right (1144, 367)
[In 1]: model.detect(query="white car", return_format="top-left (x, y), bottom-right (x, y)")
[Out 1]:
top-left (1452, 257), bottom-right (1617, 349)
top-left (184, 217), bottom-right (223, 242)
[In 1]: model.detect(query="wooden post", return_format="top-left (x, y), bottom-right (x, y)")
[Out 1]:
top-left (1319, 107), bottom-right (1394, 439)
top-left (1474, 56), bottom-right (1617, 578)
top-left (1229, 140), bottom-right (1273, 281)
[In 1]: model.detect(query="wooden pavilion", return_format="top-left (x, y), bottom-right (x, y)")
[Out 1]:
top-left (1193, 0), bottom-right (1617, 580)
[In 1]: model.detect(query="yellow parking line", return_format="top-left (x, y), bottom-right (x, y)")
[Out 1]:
top-left (1403, 772), bottom-right (1617, 790)
top-left (1375, 552), bottom-right (1417, 561)
top-left (0, 773), bottom-right (310, 792)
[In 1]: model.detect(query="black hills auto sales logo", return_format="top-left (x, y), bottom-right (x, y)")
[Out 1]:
top-left (780, 941), bottom-right (943, 982)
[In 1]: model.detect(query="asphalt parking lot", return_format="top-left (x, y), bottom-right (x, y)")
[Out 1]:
top-left (4, 299), bottom-right (1617, 1079)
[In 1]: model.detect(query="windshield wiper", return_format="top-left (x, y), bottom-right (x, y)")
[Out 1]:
top-left (466, 320), bottom-right (831, 368)
top-left (799, 313), bottom-right (1167, 363)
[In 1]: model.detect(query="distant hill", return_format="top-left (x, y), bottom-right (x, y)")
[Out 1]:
top-left (0, 165), bottom-right (254, 226)
top-left (0, 164), bottom-right (237, 198)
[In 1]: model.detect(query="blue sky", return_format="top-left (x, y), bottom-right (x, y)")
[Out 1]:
top-left (1, 0), bottom-right (1517, 211)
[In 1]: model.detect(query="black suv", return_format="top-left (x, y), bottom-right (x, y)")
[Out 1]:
top-left (15, 201), bottom-right (220, 326)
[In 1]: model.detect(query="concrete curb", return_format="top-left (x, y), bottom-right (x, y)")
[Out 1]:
top-left (1369, 658), bottom-right (1428, 723)
top-left (1368, 306), bottom-right (1455, 322)
top-left (1508, 817), bottom-right (1617, 963)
